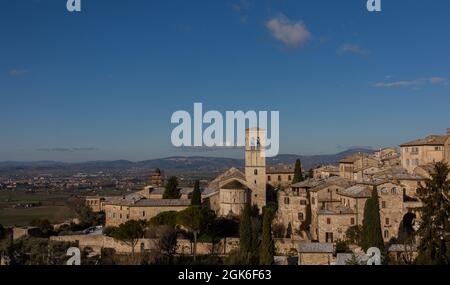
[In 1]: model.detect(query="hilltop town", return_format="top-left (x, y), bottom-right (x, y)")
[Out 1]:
top-left (1, 128), bottom-right (449, 265)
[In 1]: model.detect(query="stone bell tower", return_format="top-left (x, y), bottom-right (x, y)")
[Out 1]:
top-left (245, 128), bottom-right (267, 212)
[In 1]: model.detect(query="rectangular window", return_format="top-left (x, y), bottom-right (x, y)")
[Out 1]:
top-left (300, 200), bottom-right (307, 205)
top-left (254, 169), bottom-right (258, 175)
top-left (268, 175), bottom-right (271, 182)
top-left (284, 197), bottom-right (290, 205)
top-left (351, 218), bottom-right (355, 225)
top-left (325, 232), bottom-right (333, 243)
top-left (327, 218), bottom-right (331, 225)
top-left (142, 211), bottom-right (146, 217)
top-left (298, 213), bottom-right (304, 221)
top-left (278, 175), bottom-right (282, 181)
top-left (386, 218), bottom-right (390, 225)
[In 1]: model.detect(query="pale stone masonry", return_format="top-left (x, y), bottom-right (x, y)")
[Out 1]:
top-left (400, 129), bottom-right (450, 173)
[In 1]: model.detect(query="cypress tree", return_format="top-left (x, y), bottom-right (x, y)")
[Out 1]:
top-left (416, 162), bottom-right (450, 265)
top-left (292, 159), bottom-right (304, 183)
top-left (163, 176), bottom-right (180, 199)
top-left (361, 186), bottom-right (384, 252)
top-left (260, 208), bottom-right (275, 265)
top-left (239, 203), bottom-right (252, 264)
top-left (191, 180), bottom-right (202, 206)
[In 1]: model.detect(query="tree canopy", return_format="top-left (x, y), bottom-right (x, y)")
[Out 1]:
top-left (292, 159), bottom-right (304, 183)
top-left (111, 220), bottom-right (145, 256)
top-left (163, 176), bottom-right (180, 199)
top-left (191, 180), bottom-right (202, 206)
top-left (416, 162), bottom-right (450, 265)
top-left (361, 186), bottom-right (384, 252)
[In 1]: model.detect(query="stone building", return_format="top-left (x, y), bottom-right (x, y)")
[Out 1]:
top-left (150, 168), bottom-right (165, 187)
top-left (339, 153), bottom-right (379, 181)
top-left (313, 165), bottom-right (339, 180)
top-left (85, 196), bottom-right (105, 212)
top-left (202, 128), bottom-right (268, 216)
top-left (266, 164), bottom-right (294, 188)
top-left (400, 129), bottom-right (450, 173)
top-left (103, 192), bottom-right (190, 227)
top-left (298, 243), bottom-right (334, 265)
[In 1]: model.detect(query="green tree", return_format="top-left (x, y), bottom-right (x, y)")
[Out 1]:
top-left (361, 186), bottom-right (384, 252)
top-left (191, 180), bottom-right (202, 206)
top-left (177, 206), bottom-right (215, 262)
top-left (416, 162), bottom-right (450, 265)
top-left (239, 203), bottom-right (252, 264)
top-left (111, 220), bottom-right (145, 257)
top-left (292, 159), bottom-right (304, 183)
top-left (346, 225), bottom-right (363, 245)
top-left (157, 226), bottom-right (178, 264)
top-left (0, 224), bottom-right (6, 240)
top-left (259, 207), bottom-right (275, 265)
top-left (149, 211), bottom-right (179, 227)
top-left (163, 176), bottom-right (180, 199)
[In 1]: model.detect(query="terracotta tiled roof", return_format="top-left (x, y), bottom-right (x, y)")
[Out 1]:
top-left (400, 135), bottom-right (449, 147)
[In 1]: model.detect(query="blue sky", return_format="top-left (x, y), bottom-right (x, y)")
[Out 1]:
top-left (1, 0), bottom-right (449, 162)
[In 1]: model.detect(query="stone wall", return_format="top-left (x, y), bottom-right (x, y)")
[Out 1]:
top-left (50, 235), bottom-right (240, 256)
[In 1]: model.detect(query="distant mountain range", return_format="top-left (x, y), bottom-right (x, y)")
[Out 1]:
top-left (0, 148), bottom-right (374, 176)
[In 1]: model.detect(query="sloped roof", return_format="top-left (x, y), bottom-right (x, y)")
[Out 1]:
top-left (134, 199), bottom-right (191, 207)
top-left (298, 243), bottom-right (334, 253)
top-left (266, 164), bottom-right (295, 174)
top-left (202, 167), bottom-right (245, 197)
top-left (309, 176), bottom-right (350, 193)
top-left (338, 185), bottom-right (372, 198)
top-left (339, 153), bottom-right (376, 164)
top-left (221, 180), bottom-right (247, 190)
top-left (400, 135), bottom-right (449, 147)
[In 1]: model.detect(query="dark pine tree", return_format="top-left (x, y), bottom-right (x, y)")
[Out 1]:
top-left (416, 162), bottom-right (450, 265)
top-left (239, 203), bottom-right (252, 264)
top-left (163, 176), bottom-right (180, 199)
top-left (292, 159), bottom-right (304, 184)
top-left (260, 207), bottom-right (275, 265)
top-left (361, 186), bottom-right (384, 252)
top-left (191, 180), bottom-right (202, 206)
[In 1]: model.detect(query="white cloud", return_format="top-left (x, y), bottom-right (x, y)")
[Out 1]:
top-left (430, 77), bottom-right (446, 85)
top-left (265, 14), bottom-right (311, 49)
top-left (338, 43), bottom-right (369, 56)
top-left (9, 69), bottom-right (28, 77)
top-left (373, 77), bottom-right (446, 88)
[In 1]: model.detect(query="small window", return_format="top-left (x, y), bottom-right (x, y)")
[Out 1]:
top-left (142, 211), bottom-right (146, 217)
top-left (351, 218), bottom-right (355, 225)
top-left (391, 187), bottom-right (397, 195)
top-left (384, 230), bottom-right (389, 239)
top-left (382, 201), bottom-right (386, 208)
top-left (288, 175), bottom-right (292, 180)
top-left (278, 175), bottom-right (282, 181)
top-left (284, 197), bottom-right (290, 205)
top-left (386, 218), bottom-right (390, 225)
top-left (327, 218), bottom-right (331, 225)
top-left (254, 169), bottom-right (258, 175)
top-left (298, 213), bottom-right (304, 221)
top-left (300, 200), bottom-right (307, 205)
top-left (268, 175), bottom-right (271, 182)
top-left (119, 214), bottom-right (122, 219)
